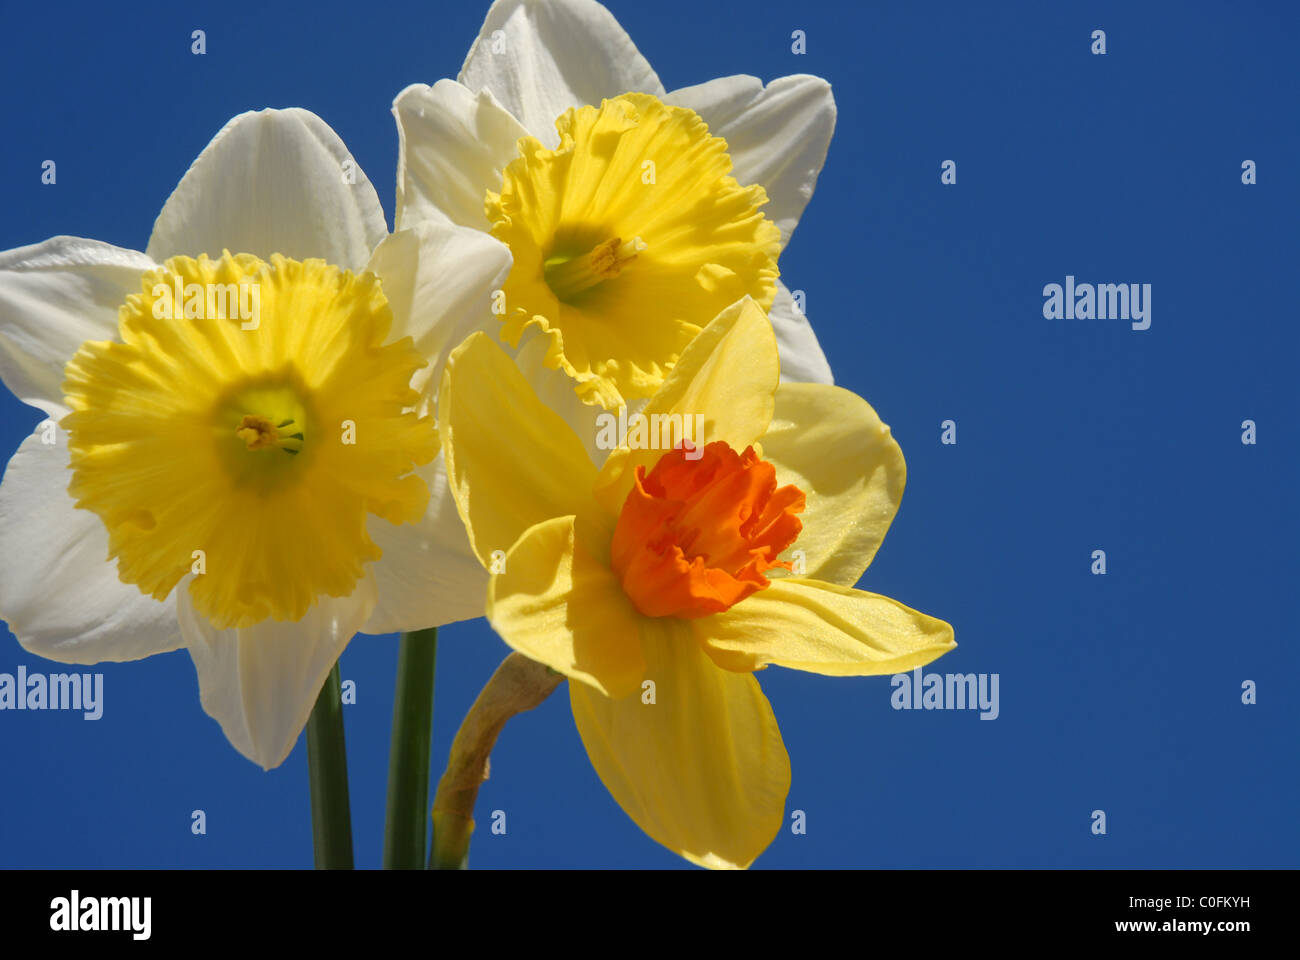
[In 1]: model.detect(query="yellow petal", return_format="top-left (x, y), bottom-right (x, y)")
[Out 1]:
top-left (592, 296), bottom-right (778, 516)
top-left (487, 515), bottom-right (645, 699)
top-left (570, 616), bottom-right (790, 869)
top-left (761, 383), bottom-right (906, 586)
top-left (698, 578), bottom-right (955, 676)
top-left (439, 332), bottom-right (598, 568)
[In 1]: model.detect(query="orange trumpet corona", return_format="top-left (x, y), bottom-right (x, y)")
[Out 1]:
top-left (610, 441), bottom-right (806, 619)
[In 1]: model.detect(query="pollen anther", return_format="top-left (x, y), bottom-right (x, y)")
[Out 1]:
top-left (544, 236), bottom-right (646, 302)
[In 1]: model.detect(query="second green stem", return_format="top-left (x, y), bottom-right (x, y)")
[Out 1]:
top-left (383, 627), bottom-right (438, 869)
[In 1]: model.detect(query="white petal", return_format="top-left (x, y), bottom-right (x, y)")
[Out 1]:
top-left (0, 433), bottom-right (180, 663)
top-left (667, 74), bottom-right (836, 248)
top-left (0, 237), bottom-right (155, 417)
top-left (393, 80), bottom-right (529, 232)
top-left (459, 0), bottom-right (664, 144)
top-left (146, 108), bottom-right (387, 271)
top-left (364, 221), bottom-right (513, 417)
top-left (769, 281), bottom-right (833, 384)
top-left (180, 574), bottom-right (376, 770)
top-left (364, 452), bottom-right (488, 633)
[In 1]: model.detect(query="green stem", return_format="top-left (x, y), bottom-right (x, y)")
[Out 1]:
top-left (383, 627), bottom-right (438, 869)
top-left (306, 661), bottom-right (354, 869)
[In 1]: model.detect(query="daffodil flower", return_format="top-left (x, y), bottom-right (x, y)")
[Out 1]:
top-left (0, 108), bottom-right (511, 769)
top-left (438, 297), bottom-right (956, 868)
top-left (394, 0), bottom-right (837, 415)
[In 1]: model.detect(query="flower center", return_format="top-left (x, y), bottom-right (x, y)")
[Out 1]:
top-left (610, 441), bottom-right (805, 619)
top-left (236, 414), bottom-right (286, 451)
top-left (543, 236), bottom-right (646, 301)
top-left (488, 93), bottom-right (781, 410)
top-left (62, 252), bottom-right (437, 629)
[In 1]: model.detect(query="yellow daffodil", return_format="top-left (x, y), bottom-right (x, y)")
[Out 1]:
top-left (393, 0), bottom-right (838, 413)
top-left (0, 108), bottom-right (512, 769)
top-left (438, 297), bottom-right (956, 868)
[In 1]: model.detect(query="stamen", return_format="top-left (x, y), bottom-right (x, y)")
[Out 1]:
top-left (236, 414), bottom-right (303, 454)
top-left (544, 236), bottom-right (646, 302)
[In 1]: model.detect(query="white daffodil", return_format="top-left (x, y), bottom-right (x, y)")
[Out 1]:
top-left (392, 0), bottom-right (837, 421)
top-left (0, 108), bottom-right (512, 769)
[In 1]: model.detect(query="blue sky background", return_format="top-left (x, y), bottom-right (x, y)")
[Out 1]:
top-left (0, 0), bottom-right (1295, 868)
